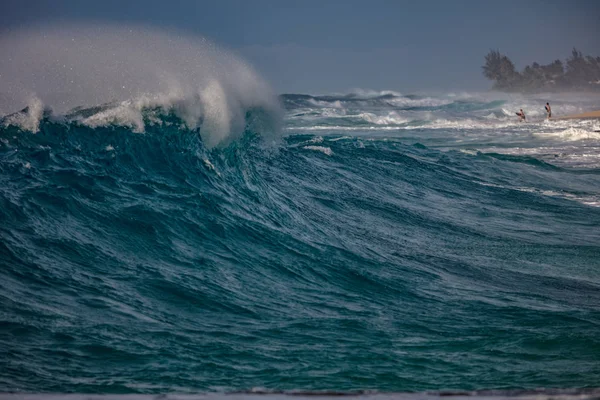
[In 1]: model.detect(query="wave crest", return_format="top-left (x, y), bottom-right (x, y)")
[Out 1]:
top-left (0, 24), bottom-right (282, 146)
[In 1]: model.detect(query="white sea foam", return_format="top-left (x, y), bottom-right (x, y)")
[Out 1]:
top-left (327, 136), bottom-right (352, 142)
top-left (82, 100), bottom-right (147, 132)
top-left (303, 145), bottom-right (333, 156)
top-left (202, 158), bottom-right (221, 176)
top-left (513, 187), bottom-right (600, 208)
top-left (287, 118), bottom-right (526, 131)
top-left (287, 125), bottom-right (403, 131)
top-left (534, 127), bottom-right (600, 141)
top-left (308, 99), bottom-right (343, 109)
top-left (475, 180), bottom-right (600, 208)
top-left (1, 97), bottom-right (44, 133)
top-left (357, 112), bottom-right (409, 125)
top-left (424, 118), bottom-right (525, 130)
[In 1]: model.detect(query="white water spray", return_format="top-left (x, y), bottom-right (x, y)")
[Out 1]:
top-left (0, 24), bottom-right (281, 145)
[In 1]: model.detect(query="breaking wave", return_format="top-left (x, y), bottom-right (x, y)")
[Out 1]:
top-left (0, 24), bottom-right (282, 147)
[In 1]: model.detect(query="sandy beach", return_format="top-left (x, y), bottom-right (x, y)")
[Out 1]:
top-left (554, 109), bottom-right (600, 120)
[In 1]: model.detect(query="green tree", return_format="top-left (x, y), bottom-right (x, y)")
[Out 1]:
top-left (482, 50), bottom-right (521, 90)
top-left (483, 48), bottom-right (600, 92)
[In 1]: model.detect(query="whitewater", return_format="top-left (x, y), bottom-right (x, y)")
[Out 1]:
top-left (1, 25), bottom-right (600, 397)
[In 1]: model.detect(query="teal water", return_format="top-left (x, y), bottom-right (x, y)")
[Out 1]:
top-left (2, 90), bottom-right (600, 394)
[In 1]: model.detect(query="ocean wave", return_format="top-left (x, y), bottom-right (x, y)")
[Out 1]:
top-left (2, 119), bottom-right (600, 392)
top-left (0, 24), bottom-right (282, 146)
top-left (534, 127), bottom-right (600, 141)
top-left (281, 92), bottom-right (451, 110)
top-left (3, 65), bottom-right (600, 394)
top-left (356, 112), bottom-right (410, 125)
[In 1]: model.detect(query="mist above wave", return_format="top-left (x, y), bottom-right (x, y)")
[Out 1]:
top-left (0, 24), bottom-right (281, 146)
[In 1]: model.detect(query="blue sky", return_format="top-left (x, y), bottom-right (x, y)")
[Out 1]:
top-left (2, 0), bottom-right (599, 93)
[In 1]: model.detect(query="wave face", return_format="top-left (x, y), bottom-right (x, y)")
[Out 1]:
top-left (2, 33), bottom-right (600, 393)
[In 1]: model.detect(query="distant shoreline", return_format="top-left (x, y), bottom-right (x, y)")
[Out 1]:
top-left (553, 109), bottom-right (600, 120)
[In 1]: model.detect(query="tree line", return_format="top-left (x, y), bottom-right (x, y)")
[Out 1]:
top-left (482, 48), bottom-right (600, 92)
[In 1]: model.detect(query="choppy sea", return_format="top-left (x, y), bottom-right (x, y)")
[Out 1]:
top-left (1, 25), bottom-right (599, 398)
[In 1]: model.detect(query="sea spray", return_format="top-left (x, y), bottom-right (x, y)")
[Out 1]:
top-left (0, 24), bottom-right (282, 146)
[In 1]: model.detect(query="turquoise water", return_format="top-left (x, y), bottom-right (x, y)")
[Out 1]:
top-left (1, 89), bottom-right (600, 394)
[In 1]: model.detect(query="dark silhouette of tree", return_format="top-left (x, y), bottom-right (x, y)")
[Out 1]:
top-left (482, 48), bottom-right (600, 92)
top-left (482, 50), bottom-right (521, 89)
top-left (543, 60), bottom-right (564, 82)
top-left (564, 48), bottom-right (587, 88)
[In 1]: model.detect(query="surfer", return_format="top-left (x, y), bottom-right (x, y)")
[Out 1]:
top-left (545, 102), bottom-right (552, 119)
top-left (516, 109), bottom-right (526, 121)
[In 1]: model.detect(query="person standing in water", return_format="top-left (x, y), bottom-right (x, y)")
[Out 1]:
top-left (516, 109), bottom-right (526, 121)
top-left (545, 102), bottom-right (552, 119)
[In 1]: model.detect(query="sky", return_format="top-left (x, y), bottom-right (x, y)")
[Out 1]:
top-left (1, 0), bottom-right (599, 94)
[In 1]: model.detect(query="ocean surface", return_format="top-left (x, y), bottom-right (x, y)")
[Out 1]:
top-left (2, 86), bottom-right (600, 395)
top-left (2, 22), bottom-right (600, 394)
